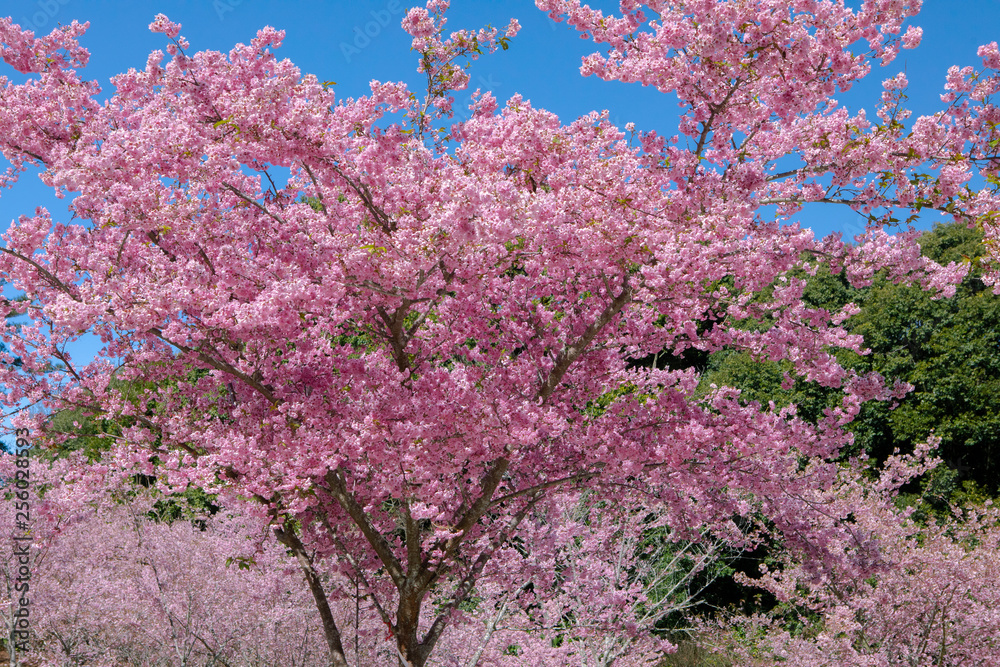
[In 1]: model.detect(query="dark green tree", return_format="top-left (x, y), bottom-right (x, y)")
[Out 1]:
top-left (702, 222), bottom-right (1000, 501)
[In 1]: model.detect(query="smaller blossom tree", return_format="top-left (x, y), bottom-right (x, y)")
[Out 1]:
top-left (0, 454), bottom-right (329, 666)
top-left (431, 497), bottom-right (736, 666)
top-left (729, 443), bottom-right (1000, 667)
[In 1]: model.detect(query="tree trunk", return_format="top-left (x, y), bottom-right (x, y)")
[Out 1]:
top-left (274, 526), bottom-right (350, 667)
top-left (395, 586), bottom-right (431, 667)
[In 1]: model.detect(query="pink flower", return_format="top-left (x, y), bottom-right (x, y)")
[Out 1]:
top-left (901, 25), bottom-right (922, 49)
top-left (401, 7), bottom-right (435, 38)
top-left (147, 13), bottom-right (181, 39)
top-left (978, 41), bottom-right (1000, 68)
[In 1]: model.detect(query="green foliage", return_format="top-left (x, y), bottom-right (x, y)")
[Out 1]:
top-left (301, 194), bottom-right (325, 212)
top-left (701, 222), bottom-right (1000, 498)
top-left (41, 375), bottom-right (167, 460)
top-left (147, 485), bottom-right (221, 525)
top-left (848, 224), bottom-right (1000, 494)
top-left (225, 555), bottom-right (258, 571)
top-left (44, 405), bottom-right (119, 460)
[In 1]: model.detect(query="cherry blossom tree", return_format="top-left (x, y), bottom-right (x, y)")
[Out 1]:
top-left (428, 497), bottom-right (736, 666)
top-left (729, 443), bottom-right (1000, 667)
top-left (0, 1), bottom-right (997, 664)
top-left (0, 454), bottom-right (328, 666)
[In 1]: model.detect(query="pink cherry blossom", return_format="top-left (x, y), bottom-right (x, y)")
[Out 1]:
top-left (0, 2), bottom-right (996, 664)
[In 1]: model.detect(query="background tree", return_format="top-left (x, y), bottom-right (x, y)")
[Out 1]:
top-left (727, 444), bottom-right (1000, 667)
top-left (0, 454), bottom-right (329, 667)
top-left (703, 222), bottom-right (1000, 502)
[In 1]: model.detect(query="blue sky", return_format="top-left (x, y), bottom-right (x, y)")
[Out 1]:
top-left (0, 0), bottom-right (997, 370)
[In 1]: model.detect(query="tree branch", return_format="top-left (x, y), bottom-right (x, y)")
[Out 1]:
top-left (488, 464), bottom-right (606, 508)
top-left (0, 248), bottom-right (80, 302)
top-left (147, 328), bottom-right (279, 406)
top-left (273, 524), bottom-right (350, 667)
top-left (328, 163), bottom-right (395, 234)
top-left (302, 162), bottom-right (329, 214)
top-left (325, 469), bottom-right (406, 588)
top-left (222, 183), bottom-right (288, 225)
top-left (538, 280), bottom-right (632, 405)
